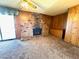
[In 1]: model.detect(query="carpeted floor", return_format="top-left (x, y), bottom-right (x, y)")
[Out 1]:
top-left (0, 36), bottom-right (79, 59)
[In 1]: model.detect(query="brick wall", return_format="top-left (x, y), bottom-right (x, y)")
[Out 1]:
top-left (15, 11), bottom-right (51, 39)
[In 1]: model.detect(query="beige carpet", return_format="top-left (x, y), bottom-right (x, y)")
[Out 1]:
top-left (0, 36), bottom-right (79, 59)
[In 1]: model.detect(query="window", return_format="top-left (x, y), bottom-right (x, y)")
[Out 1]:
top-left (0, 14), bottom-right (16, 40)
top-left (0, 32), bottom-right (1, 40)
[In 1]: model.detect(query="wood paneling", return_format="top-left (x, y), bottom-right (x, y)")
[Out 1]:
top-left (50, 29), bottom-right (63, 39)
top-left (50, 13), bottom-right (67, 39)
top-left (65, 5), bottom-right (79, 46)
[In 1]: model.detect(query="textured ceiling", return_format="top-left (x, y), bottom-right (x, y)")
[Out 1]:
top-left (0, 0), bottom-right (79, 16)
top-left (0, 0), bottom-right (20, 9)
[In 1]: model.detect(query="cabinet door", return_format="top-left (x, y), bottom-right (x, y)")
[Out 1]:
top-left (0, 15), bottom-right (16, 40)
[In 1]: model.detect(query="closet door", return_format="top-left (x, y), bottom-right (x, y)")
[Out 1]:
top-left (0, 15), bottom-right (16, 40)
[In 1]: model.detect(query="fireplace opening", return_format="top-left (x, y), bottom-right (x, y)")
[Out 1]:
top-left (33, 27), bottom-right (42, 35)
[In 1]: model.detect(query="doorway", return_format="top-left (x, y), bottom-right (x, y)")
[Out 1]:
top-left (0, 14), bottom-right (16, 40)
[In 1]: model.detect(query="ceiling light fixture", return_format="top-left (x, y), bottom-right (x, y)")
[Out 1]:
top-left (23, 0), bottom-right (37, 9)
top-left (21, 2), bottom-right (28, 8)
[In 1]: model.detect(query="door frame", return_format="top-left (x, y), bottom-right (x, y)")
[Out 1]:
top-left (0, 15), bottom-right (16, 41)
